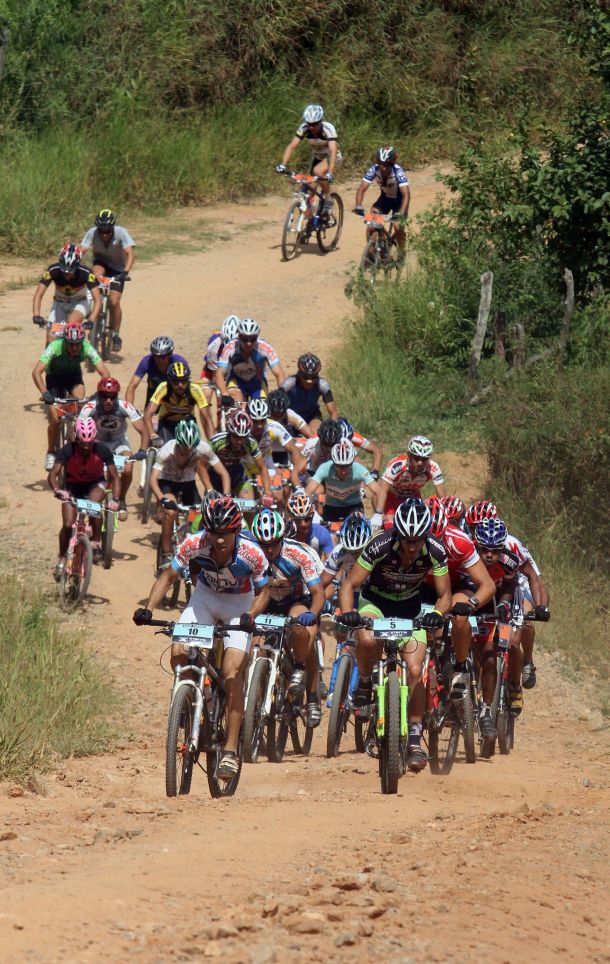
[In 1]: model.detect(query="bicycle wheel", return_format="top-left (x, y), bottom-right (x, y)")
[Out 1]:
top-left (316, 193), bottom-right (343, 253)
top-left (290, 693), bottom-right (313, 756)
top-left (359, 239), bottom-right (381, 282)
top-left (428, 710), bottom-right (460, 776)
top-left (460, 690), bottom-right (477, 764)
top-left (496, 676), bottom-right (514, 755)
top-left (243, 659), bottom-right (269, 764)
top-left (141, 448), bottom-right (156, 523)
top-left (206, 694), bottom-right (242, 798)
top-left (326, 655), bottom-right (351, 758)
top-left (60, 534), bottom-right (93, 610)
top-left (102, 507), bottom-right (114, 570)
top-left (379, 672), bottom-right (401, 795)
top-left (281, 201), bottom-right (305, 261)
top-left (166, 685), bottom-right (196, 796)
top-left (384, 237), bottom-right (403, 278)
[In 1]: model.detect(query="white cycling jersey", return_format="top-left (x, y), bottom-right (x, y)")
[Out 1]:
top-left (80, 397), bottom-right (141, 443)
top-left (295, 120), bottom-right (339, 159)
top-left (154, 439), bottom-right (220, 482)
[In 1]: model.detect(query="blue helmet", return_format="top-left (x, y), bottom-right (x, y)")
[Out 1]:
top-left (474, 518), bottom-right (508, 549)
top-left (338, 416), bottom-right (354, 440)
top-left (339, 513), bottom-right (372, 552)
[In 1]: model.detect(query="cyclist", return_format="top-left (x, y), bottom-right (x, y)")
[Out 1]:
top-left (48, 416), bottom-right (120, 572)
top-left (251, 508), bottom-right (325, 726)
top-left (338, 497), bottom-right (451, 772)
top-left (200, 314), bottom-right (240, 399)
top-left (32, 320), bottom-right (109, 470)
top-left (267, 388), bottom-right (313, 445)
top-left (80, 376), bottom-right (149, 519)
top-left (32, 244), bottom-right (102, 342)
top-left (144, 360), bottom-right (214, 443)
top-left (80, 209), bottom-right (136, 352)
top-left (441, 494), bottom-right (467, 533)
top-left (245, 397), bottom-right (304, 498)
top-left (300, 419), bottom-right (343, 477)
top-left (354, 145), bottom-right (410, 252)
top-left (214, 318), bottom-right (285, 404)
top-left (209, 408), bottom-right (274, 506)
top-left (149, 420), bottom-right (230, 570)
top-left (321, 513), bottom-right (372, 602)
top-left (337, 416), bottom-right (382, 477)
top-left (371, 435), bottom-right (446, 528)
top-left (286, 492), bottom-right (334, 560)
top-left (134, 495), bottom-right (270, 779)
top-left (125, 336), bottom-right (189, 408)
top-left (281, 353), bottom-right (338, 431)
top-left (305, 438), bottom-right (380, 526)
top-left (276, 104), bottom-right (341, 212)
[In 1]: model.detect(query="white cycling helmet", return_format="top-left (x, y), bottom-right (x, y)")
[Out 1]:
top-left (247, 397), bottom-right (269, 421)
top-left (331, 439), bottom-right (356, 466)
top-left (238, 317), bottom-right (261, 338)
top-left (394, 498), bottom-right (431, 539)
top-left (407, 435), bottom-right (433, 458)
top-left (303, 104), bottom-right (324, 124)
top-left (221, 314), bottom-right (240, 342)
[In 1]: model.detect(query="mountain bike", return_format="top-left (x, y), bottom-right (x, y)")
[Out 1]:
top-left (155, 502), bottom-right (200, 607)
top-left (100, 452), bottom-right (146, 569)
top-left (145, 619), bottom-right (244, 798)
top-left (355, 210), bottom-right (404, 282)
top-left (325, 635), bottom-right (360, 758)
top-left (279, 171), bottom-right (343, 261)
top-left (243, 614), bottom-right (316, 764)
top-left (91, 274), bottom-right (129, 361)
top-left (55, 495), bottom-right (101, 610)
top-left (140, 441), bottom-right (161, 524)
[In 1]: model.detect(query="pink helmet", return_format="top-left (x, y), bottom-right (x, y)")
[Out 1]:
top-left (75, 416), bottom-right (97, 443)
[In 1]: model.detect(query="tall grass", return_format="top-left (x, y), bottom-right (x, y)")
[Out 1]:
top-left (0, 575), bottom-right (114, 781)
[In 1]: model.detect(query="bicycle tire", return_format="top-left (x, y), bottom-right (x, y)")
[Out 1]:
top-left (141, 448), bottom-right (156, 523)
top-left (243, 659), bottom-right (269, 764)
top-left (384, 237), bottom-right (403, 277)
top-left (354, 718), bottom-right (365, 753)
top-left (60, 534), bottom-right (93, 610)
top-left (290, 694), bottom-right (313, 756)
top-left (281, 201), bottom-right (305, 261)
top-left (326, 655), bottom-right (351, 758)
top-left (379, 672), bottom-right (401, 795)
top-left (206, 695), bottom-right (242, 798)
top-left (428, 712), bottom-right (460, 775)
top-left (460, 690), bottom-right (477, 764)
top-left (359, 239), bottom-right (381, 282)
top-left (102, 508), bottom-right (114, 570)
top-left (316, 192), bottom-right (343, 253)
top-left (166, 685), bottom-right (196, 796)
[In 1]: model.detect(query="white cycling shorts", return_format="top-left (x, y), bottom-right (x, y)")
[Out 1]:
top-left (177, 583), bottom-right (254, 653)
top-left (49, 293), bottom-right (92, 323)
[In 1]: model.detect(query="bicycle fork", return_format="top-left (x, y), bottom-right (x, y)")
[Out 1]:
top-left (375, 659), bottom-right (409, 739)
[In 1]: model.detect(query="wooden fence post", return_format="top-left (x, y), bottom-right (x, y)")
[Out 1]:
top-left (469, 271), bottom-right (493, 380)
top-left (558, 268), bottom-right (574, 365)
top-left (0, 25), bottom-right (8, 82)
top-left (494, 309), bottom-right (506, 361)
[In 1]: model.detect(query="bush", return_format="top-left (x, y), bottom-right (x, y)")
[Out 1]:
top-left (0, 576), bottom-right (114, 781)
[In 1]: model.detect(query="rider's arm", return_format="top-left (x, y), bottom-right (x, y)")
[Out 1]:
top-left (197, 404), bottom-right (214, 440)
top-left (32, 281), bottom-right (48, 317)
top-left (308, 580), bottom-right (326, 617)
top-left (339, 561), bottom-right (369, 613)
top-left (48, 459), bottom-right (64, 493)
top-left (125, 374), bottom-right (142, 407)
top-left (399, 183), bottom-right (410, 217)
top-left (94, 358), bottom-right (110, 378)
top-left (131, 417), bottom-right (150, 451)
top-left (359, 436), bottom-right (382, 473)
top-left (521, 560), bottom-right (545, 607)
top-left (365, 478), bottom-right (380, 501)
top-left (145, 566), bottom-right (179, 612)
top-left (305, 476), bottom-right (322, 498)
top-left (149, 467), bottom-right (165, 502)
top-left (327, 140), bottom-right (338, 176)
top-left (325, 398), bottom-right (339, 420)
top-left (373, 477), bottom-right (390, 515)
top-left (254, 454), bottom-right (273, 498)
top-left (32, 359), bottom-right (48, 395)
top-left (282, 136), bottom-right (302, 167)
top-left (195, 458), bottom-right (212, 494)
top-left (143, 398), bottom-right (161, 440)
top-left (249, 583), bottom-right (270, 618)
top-left (88, 282), bottom-right (102, 323)
top-left (106, 462), bottom-right (121, 501)
top-left (271, 362), bottom-right (286, 386)
top-left (355, 179), bottom-right (370, 209)
top-left (466, 558), bottom-right (496, 609)
top-left (433, 480), bottom-right (446, 498)
top-left (123, 245), bottom-right (136, 273)
top-left (432, 570), bottom-right (452, 615)
top-left (207, 456), bottom-right (231, 495)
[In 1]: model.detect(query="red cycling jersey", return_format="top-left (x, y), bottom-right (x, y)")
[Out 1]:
top-left (425, 523), bottom-right (479, 589)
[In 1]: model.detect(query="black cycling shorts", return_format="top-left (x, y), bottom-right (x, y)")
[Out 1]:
top-left (372, 194), bottom-right (402, 216)
top-left (67, 480), bottom-right (105, 499)
top-left (265, 595), bottom-right (311, 616)
top-left (92, 260), bottom-right (126, 291)
top-left (359, 590), bottom-right (422, 620)
top-left (159, 479), bottom-right (199, 505)
top-left (46, 372), bottom-right (84, 398)
top-left (322, 502), bottom-right (363, 523)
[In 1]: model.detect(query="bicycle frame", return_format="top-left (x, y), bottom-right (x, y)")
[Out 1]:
top-left (169, 623), bottom-right (225, 752)
top-left (247, 614), bottom-right (291, 718)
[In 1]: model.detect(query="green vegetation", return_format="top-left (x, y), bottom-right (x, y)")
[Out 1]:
top-left (0, 0), bottom-right (599, 256)
top-left (0, 576), bottom-right (114, 781)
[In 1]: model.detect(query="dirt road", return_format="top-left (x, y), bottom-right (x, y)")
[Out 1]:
top-left (0, 169), bottom-right (607, 963)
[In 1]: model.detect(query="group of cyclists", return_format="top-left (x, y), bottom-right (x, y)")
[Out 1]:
top-left (30, 103), bottom-right (550, 784)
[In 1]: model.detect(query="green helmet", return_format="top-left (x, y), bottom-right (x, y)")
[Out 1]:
top-left (251, 508), bottom-right (285, 544)
top-left (174, 420), bottom-right (201, 449)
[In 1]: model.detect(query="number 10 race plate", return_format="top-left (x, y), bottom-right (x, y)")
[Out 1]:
top-left (171, 623), bottom-right (215, 647)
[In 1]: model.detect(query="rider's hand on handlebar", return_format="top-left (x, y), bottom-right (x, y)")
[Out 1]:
top-left (133, 448), bottom-right (147, 460)
top-left (296, 611), bottom-right (317, 627)
top-left (534, 605), bottom-right (550, 622)
top-left (160, 497), bottom-right (176, 510)
top-left (42, 390), bottom-right (55, 405)
top-left (337, 611), bottom-right (362, 629)
top-left (452, 602), bottom-right (474, 617)
top-left (54, 489), bottom-right (69, 501)
top-left (150, 435), bottom-right (162, 448)
top-left (369, 512), bottom-right (383, 530)
top-left (33, 314), bottom-right (46, 326)
top-left (261, 494), bottom-right (274, 508)
top-left (496, 601), bottom-right (511, 622)
top-left (221, 395), bottom-right (236, 409)
top-left (353, 206), bottom-right (365, 216)
top-left (420, 610), bottom-right (445, 630)
top-left (133, 607), bottom-right (152, 626)
top-left (107, 499), bottom-right (120, 512)
top-left (275, 163), bottom-right (286, 174)
top-left (239, 612), bottom-right (256, 633)
top-left (325, 172), bottom-right (334, 183)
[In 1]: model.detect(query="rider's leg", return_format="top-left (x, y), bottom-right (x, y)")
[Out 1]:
top-left (59, 502), bottom-right (76, 557)
top-left (88, 484), bottom-right (106, 545)
top-left (287, 603), bottom-right (312, 694)
top-left (160, 498), bottom-right (178, 555)
top-left (450, 591), bottom-right (473, 665)
top-left (406, 641), bottom-right (426, 727)
top-left (108, 289), bottom-right (122, 334)
top-left (222, 647), bottom-right (248, 753)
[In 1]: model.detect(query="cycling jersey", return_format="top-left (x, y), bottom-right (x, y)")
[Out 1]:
top-left (351, 430), bottom-right (374, 453)
top-left (312, 460), bottom-right (373, 507)
top-left (362, 163), bottom-right (409, 200)
top-left (300, 522), bottom-right (334, 559)
top-left (247, 419), bottom-right (293, 470)
top-left (483, 548), bottom-right (523, 589)
top-left (424, 523), bottom-right (479, 590)
top-left (266, 538), bottom-right (323, 603)
top-left (133, 353), bottom-right (189, 402)
top-left (80, 225), bottom-right (135, 273)
top-left (210, 433), bottom-right (262, 468)
top-left (382, 454), bottom-right (444, 499)
top-left (172, 531), bottom-right (268, 595)
top-left (218, 338), bottom-right (280, 387)
top-left (281, 375), bottom-right (334, 423)
top-left (324, 544), bottom-right (359, 582)
top-left (203, 332), bottom-right (225, 375)
top-left (295, 120), bottom-right (339, 159)
top-left (40, 338), bottom-right (101, 375)
top-left (80, 397), bottom-right (142, 443)
top-left (301, 437), bottom-right (330, 473)
top-left (149, 381), bottom-right (209, 422)
top-left (285, 408), bottom-right (308, 436)
top-left (358, 531), bottom-right (448, 601)
top-left (39, 264), bottom-right (99, 302)
top-left (55, 441), bottom-right (114, 486)
top-left (154, 439), bottom-right (220, 482)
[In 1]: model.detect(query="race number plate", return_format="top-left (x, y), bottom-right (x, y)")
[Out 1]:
top-left (255, 614), bottom-right (287, 629)
top-left (234, 498), bottom-right (258, 511)
top-left (372, 617), bottom-right (415, 637)
top-left (171, 622), bottom-right (215, 648)
top-left (113, 454), bottom-right (127, 472)
top-left (75, 498), bottom-right (102, 517)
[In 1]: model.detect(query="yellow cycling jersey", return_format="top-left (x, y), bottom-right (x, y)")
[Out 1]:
top-left (150, 381), bottom-right (209, 422)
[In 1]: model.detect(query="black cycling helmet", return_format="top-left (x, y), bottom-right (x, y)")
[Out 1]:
top-left (317, 419), bottom-right (342, 448)
top-left (297, 352), bottom-right (321, 377)
top-left (167, 361), bottom-right (190, 382)
top-left (267, 388), bottom-right (290, 416)
top-left (201, 495), bottom-right (242, 533)
top-left (377, 145), bottom-right (397, 164)
top-left (95, 208), bottom-right (116, 229)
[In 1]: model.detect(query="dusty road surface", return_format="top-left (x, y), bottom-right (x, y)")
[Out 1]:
top-left (0, 169), bottom-right (608, 963)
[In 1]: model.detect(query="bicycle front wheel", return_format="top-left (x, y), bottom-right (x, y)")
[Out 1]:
top-left (141, 448), bottom-right (156, 523)
top-left (102, 508), bottom-right (114, 570)
top-left (317, 193), bottom-right (343, 253)
top-left (243, 659), bottom-right (269, 764)
top-left (359, 239), bottom-right (381, 282)
top-left (206, 696), bottom-right (242, 798)
top-left (459, 690), bottom-right (477, 764)
top-left (281, 201), bottom-right (305, 261)
top-left (380, 671), bottom-right (401, 795)
top-left (166, 685), bottom-right (196, 796)
top-left (326, 655), bottom-right (351, 758)
top-left (428, 709), bottom-right (460, 775)
top-left (290, 694), bottom-right (313, 756)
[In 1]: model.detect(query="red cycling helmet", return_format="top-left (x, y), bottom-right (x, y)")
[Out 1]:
top-left (227, 408), bottom-right (252, 437)
top-left (465, 500), bottom-right (498, 526)
top-left (75, 416), bottom-right (97, 443)
top-left (441, 495), bottom-right (465, 520)
top-left (202, 496), bottom-right (242, 532)
top-left (64, 321), bottom-right (85, 344)
top-left (425, 496), bottom-right (448, 539)
top-left (97, 376), bottom-right (121, 395)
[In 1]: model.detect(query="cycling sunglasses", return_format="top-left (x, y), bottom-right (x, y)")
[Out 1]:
top-left (398, 536), bottom-right (425, 546)
top-left (99, 392), bottom-right (118, 400)
top-left (239, 335), bottom-right (257, 344)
